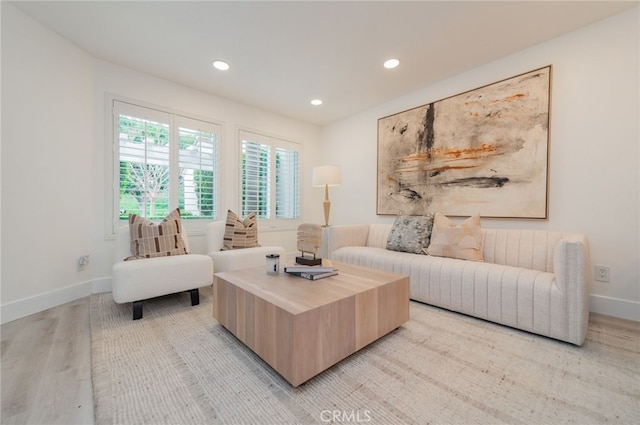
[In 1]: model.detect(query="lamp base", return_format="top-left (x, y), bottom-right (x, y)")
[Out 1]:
top-left (323, 199), bottom-right (331, 227)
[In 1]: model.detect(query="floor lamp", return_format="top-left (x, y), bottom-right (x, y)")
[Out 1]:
top-left (312, 165), bottom-right (342, 227)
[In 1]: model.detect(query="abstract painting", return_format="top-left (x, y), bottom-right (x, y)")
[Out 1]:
top-left (377, 66), bottom-right (551, 218)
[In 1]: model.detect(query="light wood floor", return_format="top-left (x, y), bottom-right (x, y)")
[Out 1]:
top-left (1, 296), bottom-right (638, 424)
top-left (1, 297), bottom-right (94, 425)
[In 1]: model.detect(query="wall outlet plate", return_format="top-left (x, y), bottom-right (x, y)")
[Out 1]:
top-left (78, 255), bottom-right (90, 271)
top-left (594, 265), bottom-right (610, 283)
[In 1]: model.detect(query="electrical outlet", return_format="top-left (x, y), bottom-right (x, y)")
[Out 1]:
top-left (78, 255), bottom-right (90, 271)
top-left (594, 265), bottom-right (610, 283)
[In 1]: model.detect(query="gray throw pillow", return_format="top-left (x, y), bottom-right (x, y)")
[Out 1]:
top-left (386, 214), bottom-right (434, 254)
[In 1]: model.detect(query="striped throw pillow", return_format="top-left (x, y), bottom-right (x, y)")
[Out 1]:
top-left (127, 208), bottom-right (188, 260)
top-left (222, 210), bottom-right (260, 250)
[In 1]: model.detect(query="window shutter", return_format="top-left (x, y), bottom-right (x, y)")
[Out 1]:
top-left (113, 100), bottom-right (220, 227)
top-left (176, 116), bottom-right (220, 219)
top-left (239, 130), bottom-right (301, 226)
top-left (241, 139), bottom-right (271, 218)
top-left (275, 147), bottom-right (300, 219)
top-left (116, 102), bottom-right (171, 221)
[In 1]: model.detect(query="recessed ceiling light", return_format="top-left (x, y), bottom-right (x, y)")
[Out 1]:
top-left (311, 99), bottom-right (323, 106)
top-left (384, 58), bottom-right (400, 69)
top-left (212, 60), bottom-right (230, 71)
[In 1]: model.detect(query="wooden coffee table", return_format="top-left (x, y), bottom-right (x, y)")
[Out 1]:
top-left (212, 261), bottom-right (409, 387)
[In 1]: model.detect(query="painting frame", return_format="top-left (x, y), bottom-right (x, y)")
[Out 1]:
top-left (377, 66), bottom-right (551, 219)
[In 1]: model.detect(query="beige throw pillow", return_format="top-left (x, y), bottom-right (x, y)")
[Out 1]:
top-left (425, 213), bottom-right (484, 261)
top-left (222, 210), bottom-right (260, 250)
top-left (127, 208), bottom-right (188, 260)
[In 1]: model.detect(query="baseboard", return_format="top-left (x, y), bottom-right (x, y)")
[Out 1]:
top-left (1, 280), bottom-right (93, 324)
top-left (0, 277), bottom-right (113, 325)
top-left (92, 277), bottom-right (112, 294)
top-left (590, 294), bottom-right (640, 322)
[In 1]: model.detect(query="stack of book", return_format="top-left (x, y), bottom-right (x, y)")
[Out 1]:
top-left (283, 265), bottom-right (338, 281)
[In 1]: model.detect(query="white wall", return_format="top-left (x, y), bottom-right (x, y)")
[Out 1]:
top-left (322, 8), bottom-right (639, 321)
top-left (1, 3), bottom-right (323, 323)
top-left (2, 3), bottom-right (95, 321)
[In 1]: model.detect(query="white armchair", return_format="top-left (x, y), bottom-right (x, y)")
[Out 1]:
top-left (112, 225), bottom-right (213, 320)
top-left (205, 221), bottom-right (285, 272)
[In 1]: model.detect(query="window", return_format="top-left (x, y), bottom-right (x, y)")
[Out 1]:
top-left (240, 130), bottom-right (300, 226)
top-left (113, 100), bottom-right (220, 230)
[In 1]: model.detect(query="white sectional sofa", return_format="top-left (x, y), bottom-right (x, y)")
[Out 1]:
top-left (328, 224), bottom-right (591, 345)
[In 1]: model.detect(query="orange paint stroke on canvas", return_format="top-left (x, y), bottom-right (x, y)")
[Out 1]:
top-left (496, 93), bottom-right (527, 104)
top-left (396, 143), bottom-right (502, 175)
top-left (400, 143), bottom-right (498, 161)
top-left (464, 93), bottom-right (526, 108)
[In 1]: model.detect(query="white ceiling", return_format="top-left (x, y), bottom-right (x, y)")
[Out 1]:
top-left (10, 1), bottom-right (637, 126)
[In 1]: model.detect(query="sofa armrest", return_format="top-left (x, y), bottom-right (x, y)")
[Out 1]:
top-left (553, 233), bottom-right (591, 345)
top-left (327, 225), bottom-right (370, 257)
top-left (205, 221), bottom-right (225, 252)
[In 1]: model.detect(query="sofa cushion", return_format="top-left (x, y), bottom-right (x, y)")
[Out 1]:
top-left (425, 213), bottom-right (484, 261)
top-left (112, 253), bottom-right (212, 303)
top-left (386, 214), bottom-right (434, 254)
top-left (127, 208), bottom-right (188, 260)
top-left (222, 210), bottom-right (260, 250)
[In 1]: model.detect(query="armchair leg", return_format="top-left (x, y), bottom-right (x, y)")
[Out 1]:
top-left (133, 301), bottom-right (143, 320)
top-left (189, 288), bottom-right (200, 306)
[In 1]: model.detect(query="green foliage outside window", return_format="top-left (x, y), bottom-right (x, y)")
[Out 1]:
top-left (193, 169), bottom-right (214, 218)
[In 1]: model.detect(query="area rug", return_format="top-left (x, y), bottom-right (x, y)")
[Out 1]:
top-left (90, 286), bottom-right (639, 424)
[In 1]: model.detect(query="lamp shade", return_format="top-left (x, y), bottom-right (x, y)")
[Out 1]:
top-left (312, 165), bottom-right (342, 187)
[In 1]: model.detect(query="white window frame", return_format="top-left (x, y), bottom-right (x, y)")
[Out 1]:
top-left (106, 95), bottom-right (222, 237)
top-left (238, 129), bottom-right (301, 231)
